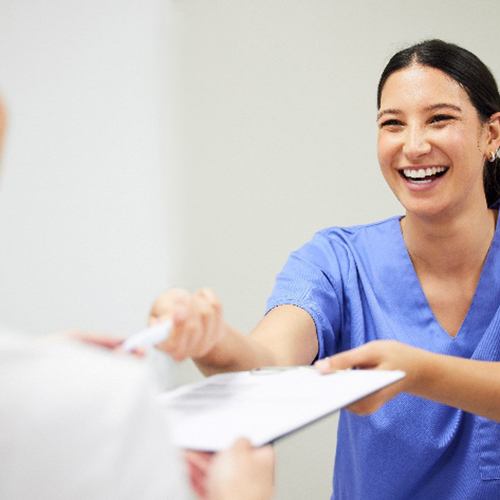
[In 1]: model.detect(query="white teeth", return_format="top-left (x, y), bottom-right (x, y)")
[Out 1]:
top-left (402, 166), bottom-right (447, 179)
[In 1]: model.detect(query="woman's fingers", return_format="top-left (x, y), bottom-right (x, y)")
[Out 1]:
top-left (315, 342), bottom-right (380, 373)
top-left (149, 288), bottom-right (190, 325)
top-left (316, 340), bottom-right (410, 416)
top-left (194, 288), bottom-right (223, 357)
top-left (150, 288), bottom-right (225, 361)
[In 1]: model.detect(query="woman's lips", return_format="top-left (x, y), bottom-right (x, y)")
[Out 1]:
top-left (398, 166), bottom-right (449, 191)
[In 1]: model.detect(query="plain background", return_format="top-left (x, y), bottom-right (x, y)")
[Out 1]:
top-left (1, 1), bottom-right (500, 498)
top-left (0, 0), bottom-right (179, 336)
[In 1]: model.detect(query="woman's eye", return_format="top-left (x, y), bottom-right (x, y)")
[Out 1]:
top-left (379, 119), bottom-right (403, 128)
top-left (430, 114), bottom-right (454, 124)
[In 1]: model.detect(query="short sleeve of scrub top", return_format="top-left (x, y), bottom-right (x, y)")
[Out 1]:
top-left (265, 230), bottom-right (345, 359)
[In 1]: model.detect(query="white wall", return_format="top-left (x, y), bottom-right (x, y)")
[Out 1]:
top-left (174, 1), bottom-right (500, 498)
top-left (0, 0), bottom-right (182, 336)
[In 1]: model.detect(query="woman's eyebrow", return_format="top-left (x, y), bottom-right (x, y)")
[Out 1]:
top-left (377, 108), bottom-right (400, 121)
top-left (424, 103), bottom-right (463, 113)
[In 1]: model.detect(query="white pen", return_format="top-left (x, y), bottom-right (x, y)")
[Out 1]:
top-left (122, 320), bottom-right (173, 352)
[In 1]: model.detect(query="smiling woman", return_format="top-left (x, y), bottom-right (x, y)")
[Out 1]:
top-left (149, 40), bottom-right (500, 500)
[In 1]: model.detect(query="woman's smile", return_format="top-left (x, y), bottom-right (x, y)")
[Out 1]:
top-left (398, 165), bottom-right (449, 190)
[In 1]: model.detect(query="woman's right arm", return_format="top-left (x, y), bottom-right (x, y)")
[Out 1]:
top-left (316, 340), bottom-right (500, 422)
top-left (149, 288), bottom-right (318, 375)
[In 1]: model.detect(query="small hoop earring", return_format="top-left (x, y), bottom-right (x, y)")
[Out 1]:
top-left (489, 150), bottom-right (497, 163)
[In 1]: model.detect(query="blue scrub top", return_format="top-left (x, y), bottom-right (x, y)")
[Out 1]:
top-left (266, 215), bottom-right (500, 500)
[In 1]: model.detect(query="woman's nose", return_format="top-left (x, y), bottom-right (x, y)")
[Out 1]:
top-left (402, 126), bottom-right (431, 159)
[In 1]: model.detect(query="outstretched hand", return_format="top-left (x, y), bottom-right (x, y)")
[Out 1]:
top-left (315, 340), bottom-right (426, 415)
top-left (149, 288), bottom-right (226, 361)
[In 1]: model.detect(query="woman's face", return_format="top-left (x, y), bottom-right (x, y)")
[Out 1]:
top-left (377, 64), bottom-right (492, 219)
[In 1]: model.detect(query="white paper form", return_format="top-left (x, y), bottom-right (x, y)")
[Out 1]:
top-left (157, 367), bottom-right (404, 451)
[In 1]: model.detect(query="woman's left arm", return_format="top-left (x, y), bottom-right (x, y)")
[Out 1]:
top-left (316, 340), bottom-right (500, 422)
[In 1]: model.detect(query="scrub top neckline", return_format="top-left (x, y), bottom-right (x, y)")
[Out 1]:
top-left (394, 210), bottom-right (500, 341)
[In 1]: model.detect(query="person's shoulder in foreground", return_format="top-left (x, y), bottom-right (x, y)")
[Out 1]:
top-left (0, 334), bottom-right (188, 500)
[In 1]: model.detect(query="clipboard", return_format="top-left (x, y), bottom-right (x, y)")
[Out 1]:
top-left (157, 367), bottom-right (404, 451)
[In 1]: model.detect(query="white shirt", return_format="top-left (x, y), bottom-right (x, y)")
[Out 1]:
top-left (0, 334), bottom-right (187, 500)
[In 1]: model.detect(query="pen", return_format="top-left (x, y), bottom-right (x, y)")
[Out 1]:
top-left (122, 320), bottom-right (172, 352)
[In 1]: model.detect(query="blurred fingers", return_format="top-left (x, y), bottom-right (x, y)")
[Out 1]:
top-left (184, 451), bottom-right (214, 499)
top-left (70, 331), bottom-right (123, 350)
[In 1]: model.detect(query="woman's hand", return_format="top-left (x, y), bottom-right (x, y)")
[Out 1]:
top-left (205, 439), bottom-right (275, 500)
top-left (315, 340), bottom-right (427, 415)
top-left (149, 288), bottom-right (226, 361)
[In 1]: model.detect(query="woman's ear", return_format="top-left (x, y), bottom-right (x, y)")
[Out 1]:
top-left (487, 111), bottom-right (500, 155)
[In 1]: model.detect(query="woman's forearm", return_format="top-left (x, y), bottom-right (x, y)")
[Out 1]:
top-left (317, 341), bottom-right (500, 421)
top-left (193, 323), bottom-right (279, 375)
top-left (411, 350), bottom-right (500, 421)
top-left (195, 304), bottom-right (318, 376)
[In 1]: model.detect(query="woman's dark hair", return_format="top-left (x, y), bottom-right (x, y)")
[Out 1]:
top-left (377, 39), bottom-right (500, 207)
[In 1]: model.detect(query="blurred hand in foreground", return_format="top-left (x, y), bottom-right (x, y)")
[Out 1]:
top-left (65, 331), bottom-right (145, 357)
top-left (205, 439), bottom-right (275, 500)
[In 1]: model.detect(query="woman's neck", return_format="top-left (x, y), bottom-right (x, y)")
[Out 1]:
top-left (401, 206), bottom-right (497, 278)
